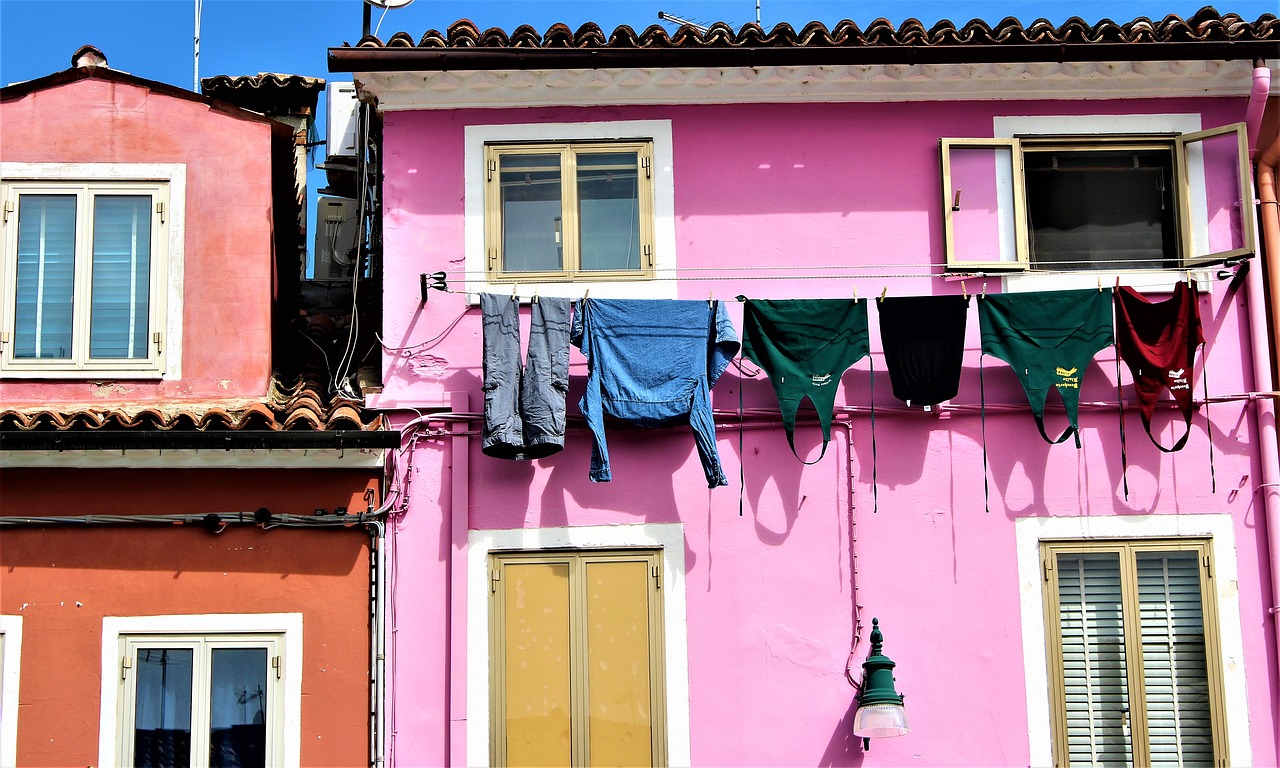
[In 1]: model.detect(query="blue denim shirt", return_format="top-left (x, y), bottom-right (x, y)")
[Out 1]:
top-left (571, 298), bottom-right (739, 487)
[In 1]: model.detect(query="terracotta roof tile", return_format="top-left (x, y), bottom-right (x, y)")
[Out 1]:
top-left (364, 7), bottom-right (1277, 50)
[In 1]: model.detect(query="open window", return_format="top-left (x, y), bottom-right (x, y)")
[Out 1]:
top-left (941, 123), bottom-right (1253, 272)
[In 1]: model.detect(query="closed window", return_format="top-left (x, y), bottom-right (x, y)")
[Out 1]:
top-left (484, 142), bottom-right (655, 281)
top-left (117, 633), bottom-right (284, 768)
top-left (1, 179), bottom-right (170, 376)
top-left (941, 123), bottom-right (1253, 273)
top-left (489, 549), bottom-right (667, 767)
top-left (1041, 539), bottom-right (1228, 767)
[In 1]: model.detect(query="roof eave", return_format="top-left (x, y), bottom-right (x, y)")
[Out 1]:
top-left (328, 40), bottom-right (1280, 73)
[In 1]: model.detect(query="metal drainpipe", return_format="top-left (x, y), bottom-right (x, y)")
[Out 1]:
top-left (1247, 63), bottom-right (1280, 728)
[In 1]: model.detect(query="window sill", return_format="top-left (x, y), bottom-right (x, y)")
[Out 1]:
top-left (0, 366), bottom-right (166, 380)
top-left (1001, 266), bottom-right (1218, 296)
top-left (462, 277), bottom-right (675, 304)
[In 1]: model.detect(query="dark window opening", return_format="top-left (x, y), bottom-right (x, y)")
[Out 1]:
top-left (1025, 148), bottom-right (1177, 271)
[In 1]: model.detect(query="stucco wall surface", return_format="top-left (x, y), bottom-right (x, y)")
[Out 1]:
top-left (0, 469), bottom-right (376, 768)
top-left (0, 76), bottom-right (275, 403)
top-left (376, 97), bottom-right (1278, 766)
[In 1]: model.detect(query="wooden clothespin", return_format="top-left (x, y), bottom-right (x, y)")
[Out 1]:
top-left (853, 285), bottom-right (860, 303)
top-left (513, 283), bottom-right (520, 299)
top-left (709, 290), bottom-right (714, 307)
top-left (961, 281), bottom-right (968, 300)
top-left (1097, 276), bottom-right (1102, 293)
top-left (879, 287), bottom-right (888, 302)
top-left (981, 282), bottom-right (987, 299)
top-left (583, 288), bottom-right (590, 301)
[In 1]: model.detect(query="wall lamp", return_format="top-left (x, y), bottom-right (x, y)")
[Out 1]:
top-left (852, 618), bottom-right (909, 750)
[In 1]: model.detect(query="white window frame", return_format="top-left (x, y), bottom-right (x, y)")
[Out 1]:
top-left (0, 615), bottom-right (22, 768)
top-left (98, 613), bottom-right (302, 768)
top-left (464, 121), bottom-right (676, 301)
top-left (943, 114), bottom-right (1250, 293)
top-left (1, 162), bottom-right (185, 379)
top-left (467, 523), bottom-right (691, 767)
top-left (1015, 514), bottom-right (1251, 767)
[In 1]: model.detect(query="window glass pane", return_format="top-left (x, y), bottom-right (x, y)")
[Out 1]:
top-left (577, 152), bottom-right (641, 271)
top-left (1136, 551), bottom-right (1213, 768)
top-left (500, 153), bottom-right (563, 273)
top-left (91, 195), bottom-right (152, 359)
top-left (585, 559), bottom-right (653, 766)
top-left (503, 561), bottom-right (572, 767)
top-left (209, 648), bottom-right (268, 768)
top-left (1057, 552), bottom-right (1132, 768)
top-left (13, 195), bottom-right (76, 359)
top-left (1182, 132), bottom-right (1248, 260)
top-left (945, 144), bottom-right (1019, 266)
top-left (1026, 149), bottom-right (1175, 271)
top-left (134, 647), bottom-right (194, 768)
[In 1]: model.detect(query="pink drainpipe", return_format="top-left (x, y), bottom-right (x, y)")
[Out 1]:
top-left (1246, 60), bottom-right (1280, 726)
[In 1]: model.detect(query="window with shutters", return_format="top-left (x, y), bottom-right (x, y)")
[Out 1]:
top-left (489, 549), bottom-right (667, 767)
top-left (0, 615), bottom-right (21, 768)
top-left (1041, 539), bottom-right (1228, 768)
top-left (1, 166), bottom-right (182, 378)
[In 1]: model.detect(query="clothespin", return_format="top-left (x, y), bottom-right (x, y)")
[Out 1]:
top-left (1185, 270), bottom-right (1192, 285)
top-left (853, 285), bottom-right (860, 303)
top-left (709, 290), bottom-right (714, 307)
top-left (583, 288), bottom-right (590, 301)
top-left (1097, 276), bottom-right (1102, 293)
top-left (532, 286), bottom-right (539, 304)
top-left (981, 282), bottom-right (987, 299)
top-left (961, 281), bottom-right (968, 299)
top-left (879, 287), bottom-right (888, 302)
top-left (512, 283), bottom-right (519, 299)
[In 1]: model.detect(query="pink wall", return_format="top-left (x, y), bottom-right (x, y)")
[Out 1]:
top-left (378, 98), bottom-right (1278, 765)
top-left (0, 76), bottom-right (276, 403)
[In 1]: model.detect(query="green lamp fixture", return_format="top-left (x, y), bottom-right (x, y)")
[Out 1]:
top-left (852, 618), bottom-right (909, 750)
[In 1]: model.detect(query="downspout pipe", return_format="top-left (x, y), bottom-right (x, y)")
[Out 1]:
top-left (1249, 66), bottom-right (1280, 747)
top-left (1248, 60), bottom-right (1271, 156)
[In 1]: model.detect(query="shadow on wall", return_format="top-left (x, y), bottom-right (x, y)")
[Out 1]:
top-left (819, 697), bottom-right (869, 768)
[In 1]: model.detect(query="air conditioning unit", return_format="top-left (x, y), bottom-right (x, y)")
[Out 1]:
top-left (314, 197), bottom-right (360, 280)
top-left (327, 82), bottom-right (359, 157)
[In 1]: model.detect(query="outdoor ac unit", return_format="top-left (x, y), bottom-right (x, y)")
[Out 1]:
top-left (327, 82), bottom-right (359, 157)
top-left (314, 197), bottom-right (360, 280)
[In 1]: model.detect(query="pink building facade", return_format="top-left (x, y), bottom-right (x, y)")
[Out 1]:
top-left (333, 11), bottom-right (1280, 767)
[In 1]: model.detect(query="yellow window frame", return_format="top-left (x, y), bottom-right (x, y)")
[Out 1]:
top-left (1040, 538), bottom-right (1229, 768)
top-left (483, 141), bottom-right (656, 282)
top-left (940, 123), bottom-right (1255, 272)
top-left (489, 548), bottom-right (668, 767)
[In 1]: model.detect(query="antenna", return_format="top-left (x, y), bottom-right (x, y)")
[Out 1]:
top-left (193, 0), bottom-right (202, 92)
top-left (657, 11), bottom-right (710, 33)
top-left (363, 0), bottom-right (414, 38)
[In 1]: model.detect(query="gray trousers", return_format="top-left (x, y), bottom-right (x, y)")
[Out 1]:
top-left (481, 293), bottom-right (571, 460)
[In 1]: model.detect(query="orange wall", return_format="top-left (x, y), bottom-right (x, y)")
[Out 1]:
top-left (0, 469), bottom-right (377, 767)
top-left (0, 76), bottom-right (276, 403)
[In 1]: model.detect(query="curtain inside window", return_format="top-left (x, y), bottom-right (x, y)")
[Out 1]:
top-left (13, 195), bottom-right (76, 359)
top-left (90, 195), bottom-right (152, 359)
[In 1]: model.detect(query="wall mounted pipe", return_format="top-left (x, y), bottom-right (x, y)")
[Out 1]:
top-left (1250, 81), bottom-right (1280, 744)
top-left (1247, 60), bottom-right (1271, 155)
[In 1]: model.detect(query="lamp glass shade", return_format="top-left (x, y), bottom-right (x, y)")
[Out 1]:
top-left (852, 703), bottom-right (910, 739)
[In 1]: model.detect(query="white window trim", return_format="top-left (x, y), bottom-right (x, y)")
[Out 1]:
top-left (467, 522), bottom-right (691, 767)
top-left (0, 615), bottom-right (22, 768)
top-left (463, 120), bottom-right (676, 301)
top-left (98, 613), bottom-right (302, 768)
top-left (1, 162), bottom-right (185, 379)
top-left (1015, 514), bottom-right (1250, 768)
top-left (989, 114), bottom-right (1219, 294)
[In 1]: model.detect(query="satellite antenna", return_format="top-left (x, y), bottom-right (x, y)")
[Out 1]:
top-left (363, 0), bottom-right (414, 38)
